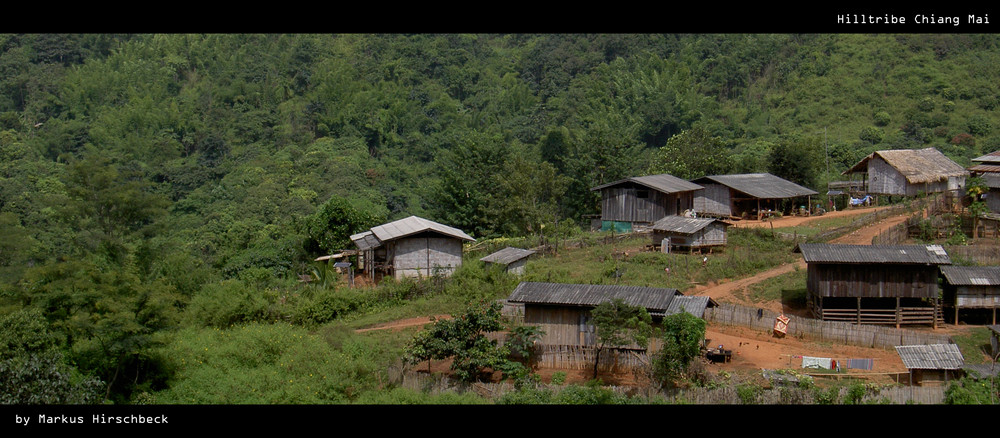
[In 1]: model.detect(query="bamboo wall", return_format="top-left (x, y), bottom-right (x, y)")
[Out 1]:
top-left (704, 303), bottom-right (954, 349)
top-left (391, 236), bottom-right (463, 279)
top-left (693, 184), bottom-right (731, 217)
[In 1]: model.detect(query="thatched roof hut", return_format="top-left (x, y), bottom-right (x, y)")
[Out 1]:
top-left (844, 148), bottom-right (968, 196)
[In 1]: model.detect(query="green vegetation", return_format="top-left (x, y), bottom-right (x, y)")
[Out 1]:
top-left (3, 33), bottom-right (1000, 404)
top-left (651, 311), bottom-right (707, 386)
top-left (590, 298), bottom-right (653, 379)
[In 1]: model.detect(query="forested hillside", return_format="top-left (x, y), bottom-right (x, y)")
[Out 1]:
top-left (2, 33), bottom-right (1000, 404)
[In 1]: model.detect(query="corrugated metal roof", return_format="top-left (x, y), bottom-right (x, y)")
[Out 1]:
top-left (369, 216), bottom-right (475, 242)
top-left (982, 173), bottom-right (1000, 189)
top-left (939, 266), bottom-right (1000, 286)
top-left (962, 364), bottom-right (1000, 378)
top-left (845, 148), bottom-right (969, 183)
top-left (591, 173), bottom-right (704, 194)
top-left (480, 247), bottom-right (536, 265)
top-left (972, 150), bottom-right (1000, 164)
top-left (798, 243), bottom-right (952, 265)
top-left (350, 230), bottom-right (381, 251)
top-left (895, 344), bottom-right (964, 370)
top-left (651, 216), bottom-right (728, 234)
top-left (506, 282), bottom-right (681, 312)
top-left (692, 173), bottom-right (818, 199)
top-left (660, 296), bottom-right (714, 318)
top-left (968, 164), bottom-right (1000, 174)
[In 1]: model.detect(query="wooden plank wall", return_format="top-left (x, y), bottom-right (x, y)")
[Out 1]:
top-left (392, 236), bottom-right (463, 279)
top-left (807, 264), bottom-right (939, 299)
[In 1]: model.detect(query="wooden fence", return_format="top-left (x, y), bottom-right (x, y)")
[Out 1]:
top-left (393, 371), bottom-right (948, 404)
top-left (704, 303), bottom-right (954, 349)
top-left (944, 245), bottom-right (1000, 265)
top-left (534, 344), bottom-right (650, 372)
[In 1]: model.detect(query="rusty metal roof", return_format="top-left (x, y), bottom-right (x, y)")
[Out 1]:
top-left (480, 247), bottom-right (535, 265)
top-left (651, 216), bottom-right (728, 234)
top-left (692, 173), bottom-right (818, 199)
top-left (591, 173), bottom-right (703, 194)
top-left (798, 243), bottom-right (951, 265)
top-left (939, 265), bottom-right (1000, 286)
top-left (895, 344), bottom-right (964, 370)
top-left (507, 282), bottom-right (682, 312)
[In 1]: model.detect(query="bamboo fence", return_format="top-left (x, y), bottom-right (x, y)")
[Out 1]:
top-left (704, 303), bottom-right (954, 349)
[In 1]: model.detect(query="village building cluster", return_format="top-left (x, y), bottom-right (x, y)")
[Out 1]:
top-left (322, 147), bottom-right (998, 387)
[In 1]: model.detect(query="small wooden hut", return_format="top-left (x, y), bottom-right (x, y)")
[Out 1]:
top-left (351, 216), bottom-right (475, 281)
top-left (505, 282), bottom-right (715, 347)
top-left (650, 216), bottom-right (730, 252)
top-left (590, 173), bottom-right (704, 232)
top-left (690, 173), bottom-right (818, 219)
top-left (798, 243), bottom-right (951, 327)
top-left (939, 265), bottom-right (1000, 325)
top-left (895, 344), bottom-right (965, 386)
top-left (480, 247), bottom-right (535, 275)
top-left (843, 148), bottom-right (968, 197)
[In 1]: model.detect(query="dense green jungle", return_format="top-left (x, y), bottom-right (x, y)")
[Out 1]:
top-left (2, 33), bottom-right (1000, 404)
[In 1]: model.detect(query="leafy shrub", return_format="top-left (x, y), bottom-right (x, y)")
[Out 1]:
top-left (184, 280), bottom-right (271, 328)
top-left (859, 126), bottom-right (884, 144)
top-left (873, 111), bottom-right (891, 127)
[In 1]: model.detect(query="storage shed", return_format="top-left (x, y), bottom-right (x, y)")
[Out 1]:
top-left (939, 265), bottom-right (1000, 325)
top-left (480, 247), bottom-right (535, 275)
top-left (590, 173), bottom-right (703, 232)
top-left (843, 148), bottom-right (968, 197)
top-left (798, 243), bottom-right (951, 327)
top-left (350, 216), bottom-right (475, 281)
top-left (505, 282), bottom-right (715, 347)
top-left (895, 344), bottom-right (965, 386)
top-left (650, 216), bottom-right (730, 251)
top-left (690, 173), bottom-right (818, 219)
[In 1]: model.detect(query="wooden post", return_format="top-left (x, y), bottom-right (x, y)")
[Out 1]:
top-left (857, 297), bottom-right (862, 324)
top-left (933, 298), bottom-right (938, 329)
top-left (896, 297), bottom-right (903, 328)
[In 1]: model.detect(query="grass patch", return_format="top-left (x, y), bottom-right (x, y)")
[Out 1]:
top-left (746, 268), bottom-right (808, 307)
top-left (951, 327), bottom-right (994, 365)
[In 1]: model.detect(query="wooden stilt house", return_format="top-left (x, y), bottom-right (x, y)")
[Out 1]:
top-left (590, 174), bottom-right (703, 232)
top-left (690, 173), bottom-right (818, 220)
top-left (798, 243), bottom-right (951, 327)
top-left (650, 216), bottom-right (730, 252)
top-left (939, 265), bottom-right (1000, 325)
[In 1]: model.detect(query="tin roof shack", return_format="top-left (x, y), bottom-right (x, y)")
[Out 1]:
top-left (480, 247), bottom-right (535, 276)
top-left (939, 265), bottom-right (1000, 325)
top-left (351, 216), bottom-right (475, 281)
top-left (650, 216), bottom-right (730, 252)
top-left (690, 173), bottom-right (818, 220)
top-left (895, 344), bottom-right (965, 386)
top-left (590, 174), bottom-right (703, 232)
top-left (798, 243), bottom-right (951, 328)
top-left (844, 148), bottom-right (968, 197)
top-left (505, 282), bottom-right (715, 348)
